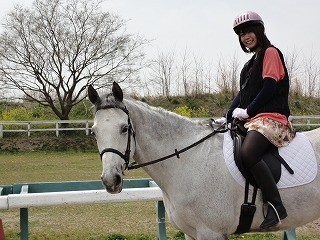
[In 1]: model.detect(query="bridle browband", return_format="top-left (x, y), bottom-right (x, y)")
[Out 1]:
top-left (99, 107), bottom-right (135, 170)
top-left (97, 104), bottom-right (229, 171)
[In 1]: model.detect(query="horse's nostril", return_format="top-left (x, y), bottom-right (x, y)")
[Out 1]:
top-left (115, 174), bottom-right (122, 186)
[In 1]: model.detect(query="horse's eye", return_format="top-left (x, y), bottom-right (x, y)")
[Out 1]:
top-left (121, 125), bottom-right (128, 134)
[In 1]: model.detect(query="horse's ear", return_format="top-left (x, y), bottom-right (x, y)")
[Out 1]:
top-left (112, 81), bottom-right (123, 102)
top-left (88, 85), bottom-right (100, 104)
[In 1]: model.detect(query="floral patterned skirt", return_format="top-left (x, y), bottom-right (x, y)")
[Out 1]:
top-left (244, 117), bottom-right (296, 147)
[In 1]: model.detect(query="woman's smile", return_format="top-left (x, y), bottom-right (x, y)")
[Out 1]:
top-left (241, 32), bottom-right (257, 49)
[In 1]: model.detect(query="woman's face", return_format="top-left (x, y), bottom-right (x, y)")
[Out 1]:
top-left (240, 31), bottom-right (258, 50)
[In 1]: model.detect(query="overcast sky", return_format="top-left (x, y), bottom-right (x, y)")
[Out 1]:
top-left (1, 0), bottom-right (319, 94)
top-left (105, 0), bottom-right (319, 65)
top-left (1, 0), bottom-right (319, 63)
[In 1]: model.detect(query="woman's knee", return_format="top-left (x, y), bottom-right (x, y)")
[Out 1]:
top-left (240, 131), bottom-right (272, 169)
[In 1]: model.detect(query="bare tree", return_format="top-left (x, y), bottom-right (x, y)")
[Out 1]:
top-left (285, 49), bottom-right (300, 83)
top-left (229, 54), bottom-right (239, 98)
top-left (179, 49), bottom-right (192, 96)
top-left (147, 48), bottom-right (240, 97)
top-left (191, 54), bottom-right (205, 96)
top-left (303, 52), bottom-right (320, 97)
top-left (0, 0), bottom-right (146, 120)
top-left (215, 59), bottom-right (229, 93)
top-left (215, 54), bottom-right (239, 96)
top-left (285, 49), bottom-right (303, 96)
top-left (177, 50), bottom-right (214, 96)
top-left (203, 60), bottom-right (214, 94)
top-left (149, 51), bottom-right (176, 98)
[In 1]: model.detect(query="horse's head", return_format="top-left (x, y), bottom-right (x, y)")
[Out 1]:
top-left (88, 82), bottom-right (135, 193)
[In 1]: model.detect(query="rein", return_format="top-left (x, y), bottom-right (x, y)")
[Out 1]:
top-left (97, 105), bottom-right (230, 171)
top-left (128, 122), bottom-right (229, 170)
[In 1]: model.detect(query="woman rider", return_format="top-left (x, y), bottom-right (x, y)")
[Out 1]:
top-left (216, 11), bottom-right (295, 229)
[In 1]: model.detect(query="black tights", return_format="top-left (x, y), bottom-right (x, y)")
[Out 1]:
top-left (241, 130), bottom-right (272, 169)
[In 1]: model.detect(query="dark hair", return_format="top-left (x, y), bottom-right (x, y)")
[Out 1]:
top-left (238, 25), bottom-right (271, 54)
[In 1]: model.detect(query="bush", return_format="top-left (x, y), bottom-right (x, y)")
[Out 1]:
top-left (173, 105), bottom-right (210, 118)
top-left (1, 107), bottom-right (32, 121)
top-left (173, 106), bottom-right (191, 117)
top-left (191, 106), bottom-right (209, 117)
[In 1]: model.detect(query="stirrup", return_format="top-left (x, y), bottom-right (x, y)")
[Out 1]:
top-left (263, 201), bottom-right (282, 225)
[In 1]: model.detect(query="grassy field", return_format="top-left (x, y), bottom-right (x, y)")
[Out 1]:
top-left (0, 151), bottom-right (320, 239)
top-left (0, 151), bottom-right (180, 240)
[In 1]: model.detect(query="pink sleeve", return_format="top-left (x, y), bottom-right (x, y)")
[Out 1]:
top-left (262, 47), bottom-right (285, 81)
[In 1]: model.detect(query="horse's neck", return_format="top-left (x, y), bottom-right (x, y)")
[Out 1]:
top-left (126, 98), bottom-right (202, 132)
top-left (125, 99), bottom-right (210, 184)
top-left (126, 99), bottom-right (204, 149)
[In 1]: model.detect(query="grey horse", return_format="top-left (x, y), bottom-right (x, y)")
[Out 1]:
top-left (88, 82), bottom-right (320, 240)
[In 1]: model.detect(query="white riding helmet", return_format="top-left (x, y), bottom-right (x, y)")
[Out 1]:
top-left (233, 11), bottom-right (264, 35)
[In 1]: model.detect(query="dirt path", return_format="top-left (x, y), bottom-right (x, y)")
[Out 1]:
top-left (297, 218), bottom-right (320, 234)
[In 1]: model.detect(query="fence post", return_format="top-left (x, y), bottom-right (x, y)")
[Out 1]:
top-left (19, 185), bottom-right (29, 240)
top-left (281, 229), bottom-right (297, 240)
top-left (85, 121), bottom-right (90, 136)
top-left (27, 123), bottom-right (31, 137)
top-left (20, 208), bottom-right (28, 240)
top-left (156, 201), bottom-right (167, 240)
top-left (55, 123), bottom-right (59, 137)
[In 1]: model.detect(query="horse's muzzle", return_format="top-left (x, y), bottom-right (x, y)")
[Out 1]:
top-left (101, 173), bottom-right (123, 194)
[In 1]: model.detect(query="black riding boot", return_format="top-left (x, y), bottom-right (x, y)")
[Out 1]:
top-left (250, 161), bottom-right (288, 229)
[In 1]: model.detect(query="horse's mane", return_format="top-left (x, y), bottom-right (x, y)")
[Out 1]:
top-left (124, 96), bottom-right (207, 127)
top-left (93, 93), bottom-right (208, 127)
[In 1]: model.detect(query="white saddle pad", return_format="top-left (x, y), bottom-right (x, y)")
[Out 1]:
top-left (223, 132), bottom-right (318, 189)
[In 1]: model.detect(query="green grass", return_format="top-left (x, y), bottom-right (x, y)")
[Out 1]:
top-left (0, 151), bottom-right (99, 184)
top-left (1, 151), bottom-right (320, 239)
top-left (0, 151), bottom-right (176, 240)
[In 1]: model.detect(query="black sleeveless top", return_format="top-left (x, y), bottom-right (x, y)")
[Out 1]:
top-left (238, 46), bottom-right (290, 118)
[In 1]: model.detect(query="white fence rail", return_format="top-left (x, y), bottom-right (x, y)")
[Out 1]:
top-left (288, 115), bottom-right (320, 127)
top-left (0, 115), bottom-right (319, 138)
top-left (0, 184), bottom-right (165, 240)
top-left (0, 187), bottom-right (162, 210)
top-left (0, 187), bottom-right (296, 240)
top-left (0, 119), bottom-right (93, 138)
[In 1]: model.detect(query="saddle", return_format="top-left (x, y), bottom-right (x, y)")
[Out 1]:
top-left (231, 120), bottom-right (294, 187)
top-left (230, 119), bottom-right (294, 234)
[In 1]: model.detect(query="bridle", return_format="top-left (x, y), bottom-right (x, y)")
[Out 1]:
top-left (97, 105), bottom-right (229, 171)
top-left (99, 107), bottom-right (136, 170)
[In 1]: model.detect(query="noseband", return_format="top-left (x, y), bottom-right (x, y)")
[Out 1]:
top-left (99, 107), bottom-right (135, 170)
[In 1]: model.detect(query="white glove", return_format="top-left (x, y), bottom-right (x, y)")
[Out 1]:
top-left (214, 117), bottom-right (226, 125)
top-left (232, 108), bottom-right (249, 120)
